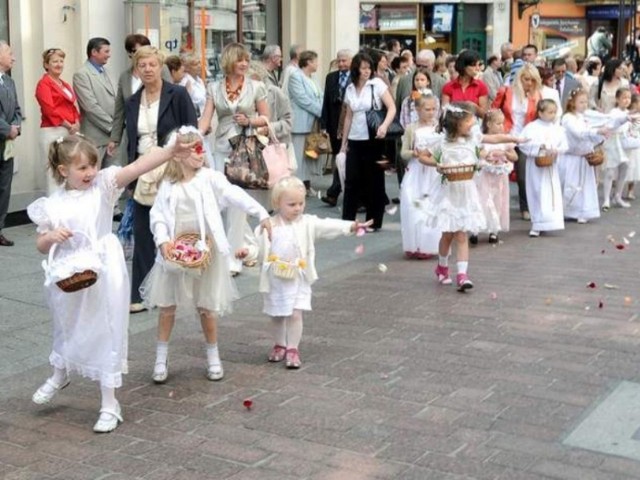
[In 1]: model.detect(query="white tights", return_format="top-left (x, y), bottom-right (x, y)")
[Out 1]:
top-left (603, 163), bottom-right (629, 204)
top-left (271, 309), bottom-right (304, 348)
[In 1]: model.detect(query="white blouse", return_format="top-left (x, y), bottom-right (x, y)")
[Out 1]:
top-left (344, 77), bottom-right (388, 141)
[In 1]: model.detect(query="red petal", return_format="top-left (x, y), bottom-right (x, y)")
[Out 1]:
top-left (598, 300), bottom-right (604, 309)
top-left (616, 244), bottom-right (625, 250)
top-left (243, 399), bottom-right (253, 410)
top-left (586, 282), bottom-right (596, 289)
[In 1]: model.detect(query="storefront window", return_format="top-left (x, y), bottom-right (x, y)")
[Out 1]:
top-left (360, 4), bottom-right (419, 53)
top-left (125, 0), bottom-right (278, 81)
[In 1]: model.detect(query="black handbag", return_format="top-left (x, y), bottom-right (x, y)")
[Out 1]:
top-left (365, 85), bottom-right (404, 140)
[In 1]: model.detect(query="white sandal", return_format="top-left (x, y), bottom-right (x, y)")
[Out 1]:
top-left (93, 402), bottom-right (123, 433)
top-left (152, 361), bottom-right (168, 384)
top-left (32, 377), bottom-right (70, 405)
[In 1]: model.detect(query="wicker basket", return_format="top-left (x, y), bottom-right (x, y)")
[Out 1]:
top-left (585, 147), bottom-right (604, 166)
top-left (56, 270), bottom-right (98, 293)
top-left (271, 260), bottom-right (299, 280)
top-left (168, 233), bottom-right (212, 269)
top-left (440, 164), bottom-right (476, 182)
top-left (535, 154), bottom-right (555, 167)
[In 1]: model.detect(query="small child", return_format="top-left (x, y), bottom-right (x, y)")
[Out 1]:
top-left (399, 94), bottom-right (442, 258)
top-left (519, 99), bottom-right (569, 237)
top-left (602, 87), bottom-right (632, 210)
top-left (399, 69), bottom-right (433, 129)
top-left (28, 134), bottom-right (194, 433)
top-left (141, 127), bottom-right (270, 383)
top-left (558, 89), bottom-right (610, 223)
top-left (623, 93), bottom-right (640, 200)
top-left (473, 109), bottom-right (517, 243)
top-left (256, 176), bottom-right (370, 368)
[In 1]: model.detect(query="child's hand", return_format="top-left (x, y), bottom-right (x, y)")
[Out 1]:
top-left (515, 137), bottom-right (529, 144)
top-left (351, 219), bottom-right (373, 233)
top-left (172, 139), bottom-right (199, 160)
top-left (259, 218), bottom-right (272, 241)
top-left (160, 241), bottom-right (174, 260)
top-left (48, 228), bottom-right (73, 244)
top-left (235, 248), bottom-right (249, 259)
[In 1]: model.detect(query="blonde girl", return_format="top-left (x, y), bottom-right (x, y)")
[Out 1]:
top-left (141, 127), bottom-right (270, 383)
top-left (28, 134), bottom-right (194, 433)
top-left (256, 177), bottom-right (370, 368)
top-left (623, 93), bottom-right (640, 200)
top-left (602, 87), bottom-right (632, 210)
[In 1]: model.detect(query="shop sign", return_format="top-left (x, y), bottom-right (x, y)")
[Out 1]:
top-left (378, 6), bottom-right (417, 31)
top-left (540, 40), bottom-right (579, 58)
top-left (586, 6), bottom-right (634, 20)
top-left (537, 18), bottom-right (586, 36)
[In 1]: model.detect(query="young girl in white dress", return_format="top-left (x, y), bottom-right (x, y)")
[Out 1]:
top-left (28, 134), bottom-right (194, 433)
top-left (399, 69), bottom-right (433, 129)
top-left (255, 177), bottom-right (370, 368)
top-left (141, 127), bottom-right (270, 383)
top-left (419, 103), bottom-right (487, 292)
top-left (519, 99), bottom-right (569, 237)
top-left (473, 109), bottom-right (518, 243)
top-left (399, 94), bottom-right (442, 258)
top-left (623, 93), bottom-right (640, 200)
top-left (558, 89), bottom-right (610, 223)
top-left (602, 87), bottom-right (632, 210)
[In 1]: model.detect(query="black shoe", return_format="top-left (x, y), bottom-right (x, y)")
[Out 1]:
top-left (113, 212), bottom-right (123, 222)
top-left (488, 233), bottom-right (498, 244)
top-left (391, 197), bottom-right (400, 204)
top-left (321, 195), bottom-right (337, 207)
top-left (469, 234), bottom-right (478, 245)
top-left (0, 234), bottom-right (14, 247)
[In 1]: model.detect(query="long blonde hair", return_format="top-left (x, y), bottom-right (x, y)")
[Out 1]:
top-left (163, 129), bottom-right (203, 183)
top-left (513, 63), bottom-right (542, 102)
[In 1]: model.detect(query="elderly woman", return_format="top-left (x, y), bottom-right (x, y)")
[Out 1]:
top-left (199, 42), bottom-right (269, 275)
top-left (289, 50), bottom-right (324, 196)
top-left (340, 51), bottom-right (396, 231)
top-left (35, 48), bottom-right (80, 194)
top-left (125, 46), bottom-right (198, 313)
top-left (441, 50), bottom-right (489, 117)
top-left (180, 53), bottom-right (207, 116)
top-left (493, 63), bottom-right (552, 220)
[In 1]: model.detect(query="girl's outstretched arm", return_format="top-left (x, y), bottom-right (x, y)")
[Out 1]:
top-left (115, 141), bottom-right (196, 188)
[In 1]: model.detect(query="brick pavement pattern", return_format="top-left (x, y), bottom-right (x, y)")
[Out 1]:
top-left (1, 175), bottom-right (640, 479)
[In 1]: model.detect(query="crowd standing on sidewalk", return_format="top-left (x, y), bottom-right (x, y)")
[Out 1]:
top-left (2, 31), bottom-right (640, 433)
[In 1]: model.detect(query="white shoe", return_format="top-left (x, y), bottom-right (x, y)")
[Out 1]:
top-left (152, 360), bottom-right (168, 384)
top-left (612, 196), bottom-right (631, 208)
top-left (93, 402), bottom-right (123, 433)
top-left (529, 230), bottom-right (540, 238)
top-left (32, 376), bottom-right (70, 405)
top-left (576, 218), bottom-right (587, 224)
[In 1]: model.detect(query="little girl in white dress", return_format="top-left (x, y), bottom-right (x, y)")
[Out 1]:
top-left (256, 176), bottom-right (369, 368)
top-left (399, 94), bottom-right (442, 258)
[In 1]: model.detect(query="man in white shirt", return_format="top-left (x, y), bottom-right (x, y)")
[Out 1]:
top-left (281, 44), bottom-right (302, 96)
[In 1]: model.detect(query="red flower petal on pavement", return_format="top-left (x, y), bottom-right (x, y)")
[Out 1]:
top-left (601, 249), bottom-right (606, 254)
top-left (586, 282), bottom-right (596, 289)
top-left (598, 300), bottom-right (604, 309)
top-left (243, 399), bottom-right (253, 410)
top-left (616, 244), bottom-right (625, 250)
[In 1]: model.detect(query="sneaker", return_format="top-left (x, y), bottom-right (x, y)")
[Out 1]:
top-left (434, 265), bottom-right (452, 285)
top-left (456, 273), bottom-right (474, 292)
top-left (129, 303), bottom-right (147, 314)
top-left (529, 230), bottom-right (540, 238)
top-left (612, 196), bottom-right (631, 208)
top-left (469, 234), bottom-right (479, 245)
top-left (576, 218), bottom-right (588, 224)
top-left (152, 360), bottom-right (168, 384)
top-left (285, 348), bottom-right (302, 369)
top-left (268, 345), bottom-right (286, 362)
top-left (488, 233), bottom-right (499, 243)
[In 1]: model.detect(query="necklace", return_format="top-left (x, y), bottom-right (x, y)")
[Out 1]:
top-left (226, 75), bottom-right (244, 102)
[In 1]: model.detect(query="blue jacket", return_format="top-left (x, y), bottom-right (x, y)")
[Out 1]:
top-left (289, 69), bottom-right (323, 134)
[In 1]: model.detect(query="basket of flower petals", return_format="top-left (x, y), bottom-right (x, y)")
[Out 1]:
top-left (268, 254), bottom-right (306, 280)
top-left (169, 233), bottom-right (212, 269)
top-left (440, 164), bottom-right (476, 182)
top-left (585, 145), bottom-right (604, 166)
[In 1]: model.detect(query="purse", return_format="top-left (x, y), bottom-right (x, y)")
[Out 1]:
top-left (304, 121), bottom-right (332, 159)
top-left (133, 163), bottom-right (166, 206)
top-left (366, 85), bottom-right (404, 140)
top-left (225, 129), bottom-right (269, 189)
top-left (262, 121), bottom-right (293, 188)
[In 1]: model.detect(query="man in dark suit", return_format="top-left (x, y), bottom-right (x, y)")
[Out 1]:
top-left (320, 49), bottom-right (352, 206)
top-left (0, 41), bottom-right (22, 247)
top-left (552, 57), bottom-right (580, 110)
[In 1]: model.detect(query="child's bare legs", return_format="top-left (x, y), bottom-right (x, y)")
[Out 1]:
top-left (199, 308), bottom-right (223, 381)
top-left (268, 316), bottom-right (287, 362)
top-left (152, 306), bottom-right (176, 383)
top-left (436, 231), bottom-right (472, 291)
top-left (285, 310), bottom-right (304, 369)
top-left (32, 366), bottom-right (69, 405)
top-left (93, 384), bottom-right (122, 433)
top-left (628, 181), bottom-right (636, 199)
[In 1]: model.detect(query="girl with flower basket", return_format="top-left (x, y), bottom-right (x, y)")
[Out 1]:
top-left (140, 127), bottom-right (271, 383)
top-left (255, 176), bottom-right (371, 368)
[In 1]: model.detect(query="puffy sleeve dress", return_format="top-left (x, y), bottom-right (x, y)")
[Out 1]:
top-left (27, 167), bottom-right (128, 388)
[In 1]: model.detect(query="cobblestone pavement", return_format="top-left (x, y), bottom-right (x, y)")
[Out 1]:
top-left (1, 173), bottom-right (640, 479)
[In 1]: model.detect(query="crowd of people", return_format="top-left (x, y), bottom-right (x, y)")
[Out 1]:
top-left (3, 32), bottom-right (640, 434)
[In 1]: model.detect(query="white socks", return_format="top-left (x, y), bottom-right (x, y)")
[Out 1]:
top-left (206, 343), bottom-right (221, 367)
top-left (438, 255), bottom-right (449, 267)
top-left (285, 310), bottom-right (304, 349)
top-left (272, 316), bottom-right (287, 346)
top-left (457, 261), bottom-right (468, 275)
top-left (100, 385), bottom-right (118, 413)
top-left (155, 341), bottom-right (169, 366)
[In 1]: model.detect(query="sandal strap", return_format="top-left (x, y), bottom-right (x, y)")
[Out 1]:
top-left (99, 408), bottom-right (123, 423)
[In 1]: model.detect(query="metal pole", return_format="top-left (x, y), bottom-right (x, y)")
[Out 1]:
top-left (619, 0), bottom-right (626, 58)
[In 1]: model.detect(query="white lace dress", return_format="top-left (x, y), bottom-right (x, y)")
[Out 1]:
top-left (475, 143), bottom-right (514, 233)
top-left (263, 222), bottom-right (312, 317)
top-left (400, 125), bottom-right (442, 255)
top-left (419, 137), bottom-right (486, 233)
top-left (27, 167), bottom-right (128, 389)
top-left (141, 181), bottom-right (238, 315)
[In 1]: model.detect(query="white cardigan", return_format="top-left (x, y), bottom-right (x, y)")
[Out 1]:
top-left (255, 214), bottom-right (354, 293)
top-left (150, 168), bottom-right (269, 257)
